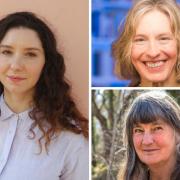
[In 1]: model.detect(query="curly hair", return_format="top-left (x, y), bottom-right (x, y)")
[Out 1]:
top-left (119, 91), bottom-right (180, 180)
top-left (112, 0), bottom-right (180, 86)
top-left (0, 11), bottom-right (88, 151)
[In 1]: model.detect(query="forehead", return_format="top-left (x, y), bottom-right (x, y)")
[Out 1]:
top-left (134, 119), bottom-right (167, 127)
top-left (128, 96), bottom-right (174, 126)
top-left (135, 10), bottom-right (172, 35)
top-left (0, 27), bottom-right (43, 48)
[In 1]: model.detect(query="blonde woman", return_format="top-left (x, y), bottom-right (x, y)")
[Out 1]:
top-left (112, 0), bottom-right (180, 87)
top-left (119, 91), bottom-right (180, 180)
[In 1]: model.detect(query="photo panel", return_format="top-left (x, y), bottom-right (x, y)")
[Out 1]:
top-left (92, 89), bottom-right (180, 179)
top-left (91, 0), bottom-right (180, 87)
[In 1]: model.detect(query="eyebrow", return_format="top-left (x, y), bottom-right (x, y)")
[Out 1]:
top-left (25, 48), bottom-right (42, 52)
top-left (158, 33), bottom-right (173, 36)
top-left (0, 44), bottom-right (42, 52)
top-left (0, 45), bottom-right (13, 49)
top-left (134, 33), bottom-right (173, 37)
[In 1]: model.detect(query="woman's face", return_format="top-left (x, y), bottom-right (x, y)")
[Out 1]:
top-left (131, 10), bottom-right (177, 86)
top-left (0, 27), bottom-right (45, 96)
top-left (133, 119), bottom-right (176, 168)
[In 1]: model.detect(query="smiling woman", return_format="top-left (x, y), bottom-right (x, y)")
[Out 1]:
top-left (112, 0), bottom-right (180, 87)
top-left (0, 28), bottom-right (45, 99)
top-left (118, 91), bottom-right (180, 180)
top-left (0, 12), bottom-right (88, 180)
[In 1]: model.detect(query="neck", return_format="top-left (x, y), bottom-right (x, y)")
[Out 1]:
top-left (149, 155), bottom-right (176, 180)
top-left (3, 90), bottom-right (34, 113)
top-left (141, 79), bottom-right (179, 87)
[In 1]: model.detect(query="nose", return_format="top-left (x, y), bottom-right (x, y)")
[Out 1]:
top-left (146, 40), bottom-right (160, 58)
top-left (10, 55), bottom-right (23, 71)
top-left (142, 132), bottom-right (154, 145)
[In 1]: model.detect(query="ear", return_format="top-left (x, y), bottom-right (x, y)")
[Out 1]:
top-left (175, 132), bottom-right (180, 145)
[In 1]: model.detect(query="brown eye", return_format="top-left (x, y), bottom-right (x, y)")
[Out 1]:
top-left (134, 38), bottom-right (145, 42)
top-left (133, 128), bottom-right (144, 134)
top-left (25, 52), bottom-right (37, 57)
top-left (153, 126), bottom-right (163, 132)
top-left (160, 37), bottom-right (170, 40)
top-left (1, 50), bottom-right (12, 55)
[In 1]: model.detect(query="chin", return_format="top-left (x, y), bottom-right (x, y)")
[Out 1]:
top-left (144, 75), bottom-right (170, 84)
top-left (142, 159), bottom-right (161, 166)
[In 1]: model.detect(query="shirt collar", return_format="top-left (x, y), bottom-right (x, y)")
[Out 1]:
top-left (0, 94), bottom-right (31, 121)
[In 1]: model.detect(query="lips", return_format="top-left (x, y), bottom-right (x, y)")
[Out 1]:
top-left (142, 149), bottom-right (160, 154)
top-left (7, 75), bottom-right (26, 82)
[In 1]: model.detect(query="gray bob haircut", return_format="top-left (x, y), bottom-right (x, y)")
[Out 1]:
top-left (118, 91), bottom-right (180, 180)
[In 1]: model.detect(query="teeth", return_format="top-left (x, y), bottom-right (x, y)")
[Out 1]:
top-left (146, 61), bottom-right (163, 68)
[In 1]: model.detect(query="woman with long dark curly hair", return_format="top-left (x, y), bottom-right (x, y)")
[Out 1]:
top-left (0, 11), bottom-right (88, 180)
top-left (118, 91), bottom-right (180, 180)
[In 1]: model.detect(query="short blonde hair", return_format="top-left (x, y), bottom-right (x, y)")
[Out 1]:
top-left (112, 0), bottom-right (180, 86)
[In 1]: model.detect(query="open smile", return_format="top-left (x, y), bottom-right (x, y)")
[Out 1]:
top-left (143, 60), bottom-right (167, 68)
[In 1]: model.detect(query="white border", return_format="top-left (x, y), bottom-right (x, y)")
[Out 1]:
top-left (91, 86), bottom-right (180, 90)
top-left (89, 0), bottom-right (92, 180)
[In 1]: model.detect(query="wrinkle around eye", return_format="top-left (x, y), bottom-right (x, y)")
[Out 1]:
top-left (133, 38), bottom-right (147, 45)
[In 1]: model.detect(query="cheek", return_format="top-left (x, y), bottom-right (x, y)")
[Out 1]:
top-left (160, 40), bottom-right (177, 60)
top-left (0, 57), bottom-right (8, 67)
top-left (0, 62), bottom-right (8, 74)
top-left (133, 135), bottom-right (142, 149)
top-left (154, 133), bottom-right (175, 148)
top-left (131, 45), bottom-right (145, 62)
top-left (153, 135), bottom-right (164, 145)
top-left (28, 62), bottom-right (44, 79)
top-left (164, 46), bottom-right (177, 60)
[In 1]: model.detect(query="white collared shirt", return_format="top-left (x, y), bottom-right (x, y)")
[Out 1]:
top-left (0, 95), bottom-right (88, 180)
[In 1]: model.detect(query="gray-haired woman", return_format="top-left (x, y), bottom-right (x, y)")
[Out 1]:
top-left (119, 91), bottom-right (180, 180)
